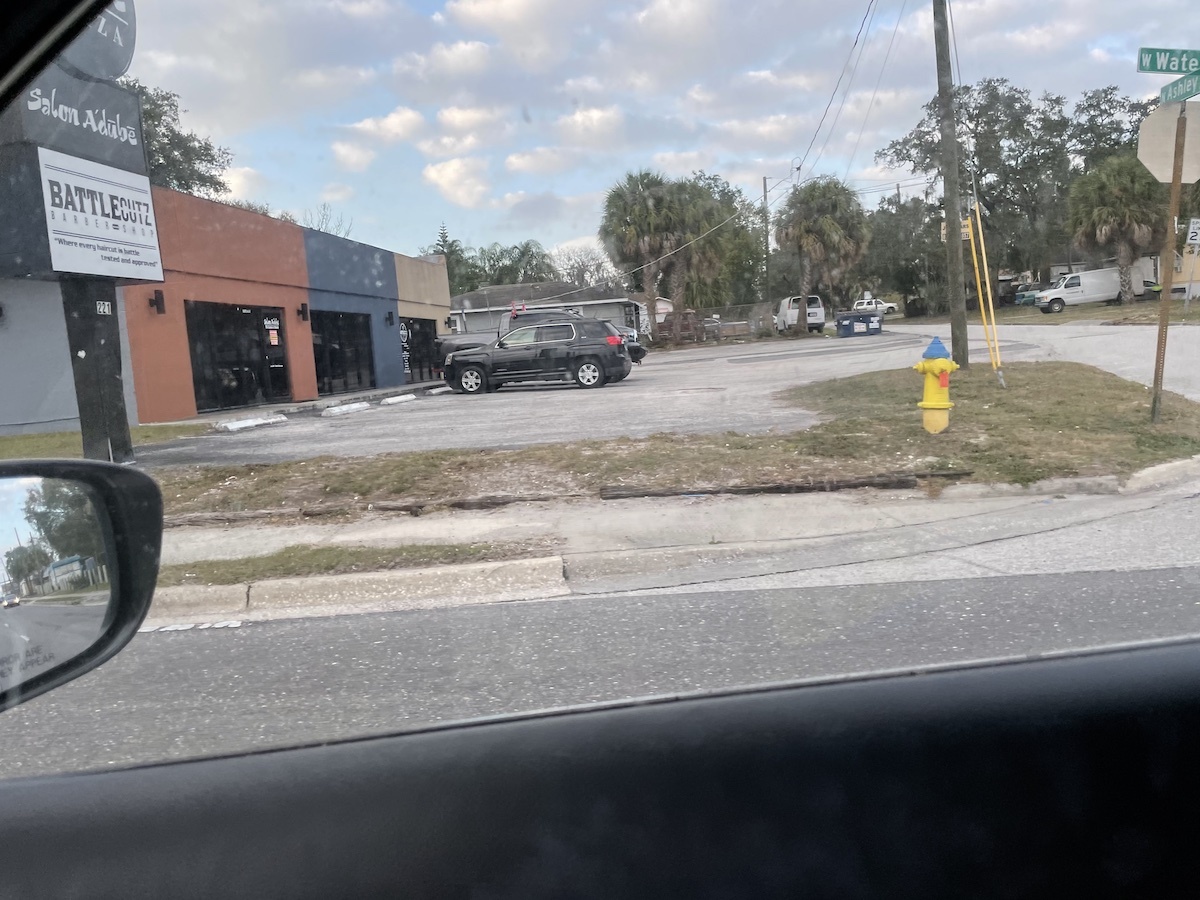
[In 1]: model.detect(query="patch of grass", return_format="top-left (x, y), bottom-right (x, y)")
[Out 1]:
top-left (156, 542), bottom-right (546, 587)
top-left (784, 361), bottom-right (1200, 485)
top-left (913, 296), bottom-right (1200, 328)
top-left (0, 424), bottom-right (210, 461)
top-left (150, 361), bottom-right (1200, 515)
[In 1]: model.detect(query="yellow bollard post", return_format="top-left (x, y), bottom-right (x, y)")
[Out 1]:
top-left (913, 337), bottom-right (960, 434)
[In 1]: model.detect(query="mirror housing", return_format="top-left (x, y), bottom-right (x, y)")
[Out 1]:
top-left (0, 460), bottom-right (162, 712)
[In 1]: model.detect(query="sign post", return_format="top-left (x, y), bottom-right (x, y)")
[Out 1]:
top-left (1186, 218), bottom-right (1200, 313)
top-left (1137, 54), bottom-right (1200, 421)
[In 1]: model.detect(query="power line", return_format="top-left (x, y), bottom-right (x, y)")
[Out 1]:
top-left (793, 0), bottom-right (880, 181)
top-left (806, 0), bottom-right (881, 177)
top-left (844, 0), bottom-right (909, 180)
top-left (517, 0), bottom-right (884, 307)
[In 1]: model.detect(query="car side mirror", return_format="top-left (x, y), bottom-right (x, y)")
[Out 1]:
top-left (496, 340), bottom-right (507, 349)
top-left (0, 461), bottom-right (162, 712)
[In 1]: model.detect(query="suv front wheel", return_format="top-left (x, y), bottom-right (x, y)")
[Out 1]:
top-left (458, 364), bottom-right (487, 394)
top-left (573, 358), bottom-right (605, 389)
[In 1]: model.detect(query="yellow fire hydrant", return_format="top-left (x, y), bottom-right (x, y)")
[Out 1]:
top-left (913, 337), bottom-right (959, 434)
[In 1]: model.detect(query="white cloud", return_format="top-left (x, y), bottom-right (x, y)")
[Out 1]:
top-left (559, 75), bottom-right (604, 95)
top-left (652, 150), bottom-right (716, 175)
top-left (396, 40), bottom-right (492, 79)
top-left (417, 134), bottom-right (483, 157)
top-left (557, 105), bottom-right (624, 145)
top-left (742, 69), bottom-right (820, 91)
top-left (349, 106), bottom-right (425, 142)
top-left (326, 0), bottom-right (391, 17)
top-left (320, 182), bottom-right (356, 203)
top-left (713, 113), bottom-right (813, 152)
top-left (295, 65), bottom-right (378, 89)
top-left (224, 166), bottom-right (266, 200)
top-left (1006, 21), bottom-right (1084, 53)
top-left (447, 0), bottom-right (601, 71)
top-left (331, 141), bottom-right (377, 172)
top-left (437, 105), bottom-right (509, 132)
top-left (422, 157), bottom-right (491, 207)
top-left (505, 146), bottom-right (575, 174)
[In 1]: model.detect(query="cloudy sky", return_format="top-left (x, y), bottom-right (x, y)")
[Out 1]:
top-left (126, 0), bottom-right (1186, 257)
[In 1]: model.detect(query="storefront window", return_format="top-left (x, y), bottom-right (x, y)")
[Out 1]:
top-left (400, 318), bottom-right (438, 383)
top-left (185, 300), bottom-right (291, 412)
top-left (312, 310), bottom-right (376, 396)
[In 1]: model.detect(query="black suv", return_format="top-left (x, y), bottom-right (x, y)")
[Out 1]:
top-left (444, 318), bottom-right (632, 393)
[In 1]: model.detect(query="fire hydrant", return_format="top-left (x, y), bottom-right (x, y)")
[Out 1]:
top-left (913, 337), bottom-right (959, 434)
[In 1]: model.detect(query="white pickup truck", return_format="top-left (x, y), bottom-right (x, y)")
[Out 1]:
top-left (852, 298), bottom-right (898, 315)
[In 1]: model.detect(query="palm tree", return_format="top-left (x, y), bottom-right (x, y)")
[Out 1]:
top-left (659, 180), bottom-right (728, 341)
top-left (599, 170), bottom-right (672, 340)
top-left (423, 224), bottom-right (481, 297)
top-left (774, 178), bottom-right (869, 306)
top-left (1068, 154), bottom-right (1166, 304)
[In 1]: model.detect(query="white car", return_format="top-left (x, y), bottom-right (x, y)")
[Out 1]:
top-left (1, 593), bottom-right (20, 609)
top-left (852, 298), bottom-right (898, 315)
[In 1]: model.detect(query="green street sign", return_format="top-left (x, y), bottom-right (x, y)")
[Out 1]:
top-left (1162, 72), bottom-right (1200, 104)
top-left (1138, 47), bottom-right (1200, 74)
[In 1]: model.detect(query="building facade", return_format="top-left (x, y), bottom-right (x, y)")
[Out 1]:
top-left (0, 187), bottom-right (451, 433)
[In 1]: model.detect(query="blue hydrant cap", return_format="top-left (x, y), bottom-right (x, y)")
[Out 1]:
top-left (923, 337), bottom-right (950, 359)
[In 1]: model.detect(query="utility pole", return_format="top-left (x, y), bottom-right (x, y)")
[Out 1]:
top-left (932, 0), bottom-right (968, 367)
top-left (762, 176), bottom-right (770, 304)
top-left (1150, 104), bottom-right (1188, 423)
top-left (896, 183), bottom-right (902, 207)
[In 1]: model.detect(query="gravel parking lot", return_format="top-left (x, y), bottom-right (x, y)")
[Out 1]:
top-left (137, 332), bottom-right (944, 467)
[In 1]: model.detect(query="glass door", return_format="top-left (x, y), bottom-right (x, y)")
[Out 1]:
top-left (186, 301), bottom-right (291, 412)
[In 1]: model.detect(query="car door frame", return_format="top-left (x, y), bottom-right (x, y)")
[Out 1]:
top-left (533, 323), bottom-right (577, 380)
top-left (1061, 273), bottom-right (1084, 306)
top-left (490, 326), bottom-right (541, 380)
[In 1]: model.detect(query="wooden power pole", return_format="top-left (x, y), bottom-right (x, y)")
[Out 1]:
top-left (932, 0), bottom-right (969, 368)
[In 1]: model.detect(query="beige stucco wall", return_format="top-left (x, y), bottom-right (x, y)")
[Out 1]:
top-left (395, 253), bottom-right (451, 331)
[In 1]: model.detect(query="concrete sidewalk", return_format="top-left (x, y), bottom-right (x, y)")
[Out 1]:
top-left (155, 379), bottom-right (445, 427)
top-left (146, 455), bottom-right (1200, 626)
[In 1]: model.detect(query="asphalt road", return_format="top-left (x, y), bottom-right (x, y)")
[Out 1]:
top-left (3, 565), bottom-right (1200, 778)
top-left (136, 331), bottom-right (964, 466)
top-left (0, 602), bottom-right (108, 691)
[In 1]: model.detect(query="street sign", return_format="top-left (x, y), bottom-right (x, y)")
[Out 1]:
top-left (939, 219), bottom-right (970, 243)
top-left (1138, 47), bottom-right (1200, 74)
top-left (1162, 72), bottom-right (1200, 104)
top-left (1137, 102), bottom-right (1200, 184)
top-left (1188, 218), bottom-right (1200, 245)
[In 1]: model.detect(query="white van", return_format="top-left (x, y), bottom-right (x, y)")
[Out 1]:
top-left (1035, 268), bottom-right (1137, 313)
top-left (775, 295), bottom-right (826, 333)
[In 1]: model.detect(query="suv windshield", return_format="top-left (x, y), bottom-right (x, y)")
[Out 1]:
top-left (0, 0), bottom-right (1197, 779)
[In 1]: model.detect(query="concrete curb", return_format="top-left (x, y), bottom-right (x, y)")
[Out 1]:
top-left (320, 401), bottom-right (372, 418)
top-left (145, 556), bottom-right (568, 625)
top-left (380, 394), bottom-right (417, 406)
top-left (1120, 454), bottom-right (1200, 494)
top-left (939, 475), bottom-right (1121, 500)
top-left (213, 414), bottom-right (288, 433)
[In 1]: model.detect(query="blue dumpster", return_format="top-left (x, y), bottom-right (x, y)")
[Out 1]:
top-left (835, 313), bottom-right (883, 337)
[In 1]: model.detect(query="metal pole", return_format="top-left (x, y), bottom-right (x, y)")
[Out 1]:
top-left (1185, 246), bottom-right (1198, 313)
top-left (763, 176), bottom-right (770, 307)
top-left (932, 0), bottom-right (968, 368)
top-left (1151, 103), bottom-right (1188, 424)
top-left (973, 203), bottom-right (1003, 373)
top-left (966, 213), bottom-right (997, 370)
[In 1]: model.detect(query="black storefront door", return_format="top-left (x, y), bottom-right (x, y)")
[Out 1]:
top-left (186, 300), bottom-right (292, 412)
top-left (312, 310), bottom-right (376, 396)
top-left (400, 318), bottom-right (438, 383)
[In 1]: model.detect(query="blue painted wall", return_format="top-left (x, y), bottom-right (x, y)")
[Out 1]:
top-left (303, 229), bottom-right (405, 389)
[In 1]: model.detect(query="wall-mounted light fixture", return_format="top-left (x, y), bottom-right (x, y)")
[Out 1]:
top-left (298, 302), bottom-right (309, 321)
top-left (385, 311), bottom-right (395, 326)
top-left (148, 290), bottom-right (165, 315)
